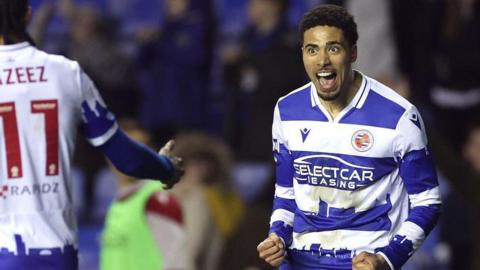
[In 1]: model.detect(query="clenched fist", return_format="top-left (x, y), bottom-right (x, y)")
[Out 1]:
top-left (352, 251), bottom-right (390, 270)
top-left (257, 233), bottom-right (286, 267)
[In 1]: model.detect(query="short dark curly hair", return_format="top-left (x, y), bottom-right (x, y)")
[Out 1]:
top-left (299, 4), bottom-right (358, 47)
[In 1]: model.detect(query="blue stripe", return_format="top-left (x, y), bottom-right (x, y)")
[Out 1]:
top-left (290, 150), bottom-right (397, 191)
top-left (379, 235), bottom-right (414, 270)
top-left (308, 245), bottom-right (353, 259)
top-left (406, 204), bottom-right (441, 235)
top-left (341, 90), bottom-right (405, 129)
top-left (273, 197), bottom-right (296, 213)
top-left (0, 235), bottom-right (77, 270)
top-left (281, 249), bottom-right (353, 270)
top-left (399, 148), bottom-right (439, 194)
top-left (270, 221), bottom-right (293, 245)
top-left (278, 85), bottom-right (329, 122)
top-left (275, 143), bottom-right (294, 187)
top-left (293, 195), bottom-right (392, 232)
top-left (81, 101), bottom-right (116, 139)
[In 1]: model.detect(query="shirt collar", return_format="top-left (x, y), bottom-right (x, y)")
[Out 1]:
top-left (0, 41), bottom-right (30, 52)
top-left (310, 70), bottom-right (369, 109)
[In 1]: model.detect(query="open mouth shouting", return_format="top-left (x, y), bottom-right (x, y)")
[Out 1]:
top-left (316, 70), bottom-right (337, 93)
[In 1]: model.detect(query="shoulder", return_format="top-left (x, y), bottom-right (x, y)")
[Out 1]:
top-left (276, 82), bottom-right (315, 121)
top-left (366, 76), bottom-right (413, 111)
top-left (358, 75), bottom-right (416, 129)
top-left (278, 82), bottom-right (313, 103)
top-left (32, 47), bottom-right (81, 74)
top-left (145, 191), bottom-right (183, 224)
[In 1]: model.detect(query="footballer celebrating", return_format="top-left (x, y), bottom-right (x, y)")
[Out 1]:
top-left (258, 5), bottom-right (441, 270)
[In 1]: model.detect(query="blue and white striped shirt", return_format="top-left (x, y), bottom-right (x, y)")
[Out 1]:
top-left (270, 73), bottom-right (441, 270)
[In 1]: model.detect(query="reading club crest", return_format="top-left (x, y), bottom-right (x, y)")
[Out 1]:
top-left (351, 130), bottom-right (374, 152)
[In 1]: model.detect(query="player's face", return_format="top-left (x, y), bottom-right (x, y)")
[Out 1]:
top-left (302, 26), bottom-right (356, 101)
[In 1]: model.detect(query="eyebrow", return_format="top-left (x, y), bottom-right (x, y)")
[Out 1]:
top-left (303, 44), bottom-right (318, 48)
top-left (303, 41), bottom-right (343, 48)
top-left (326, 41), bottom-right (342, 46)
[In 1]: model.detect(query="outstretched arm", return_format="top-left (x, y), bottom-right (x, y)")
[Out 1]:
top-left (98, 130), bottom-right (183, 188)
top-left (77, 68), bottom-right (183, 188)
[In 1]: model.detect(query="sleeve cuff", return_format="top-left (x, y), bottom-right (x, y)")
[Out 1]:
top-left (269, 221), bottom-right (293, 246)
top-left (380, 235), bottom-right (414, 270)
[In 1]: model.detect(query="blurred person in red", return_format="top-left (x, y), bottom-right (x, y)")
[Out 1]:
top-left (101, 119), bottom-right (193, 270)
top-left (171, 132), bottom-right (244, 270)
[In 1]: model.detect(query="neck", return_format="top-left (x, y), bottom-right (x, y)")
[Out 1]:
top-left (319, 70), bottom-right (362, 118)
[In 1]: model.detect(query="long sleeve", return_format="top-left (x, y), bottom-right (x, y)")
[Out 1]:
top-left (379, 106), bottom-right (442, 269)
top-left (269, 103), bottom-right (297, 245)
top-left (77, 69), bottom-right (174, 183)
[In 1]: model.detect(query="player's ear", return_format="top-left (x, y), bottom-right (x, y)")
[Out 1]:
top-left (350, 44), bottom-right (357, 63)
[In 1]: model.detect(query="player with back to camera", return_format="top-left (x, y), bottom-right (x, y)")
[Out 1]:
top-left (257, 5), bottom-right (441, 270)
top-left (0, 1), bottom-right (183, 269)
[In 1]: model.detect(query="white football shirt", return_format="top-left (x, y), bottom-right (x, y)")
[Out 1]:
top-left (0, 42), bottom-right (117, 269)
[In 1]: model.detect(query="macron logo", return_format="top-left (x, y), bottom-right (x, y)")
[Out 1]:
top-left (300, 128), bottom-right (311, 143)
top-left (409, 113), bottom-right (422, 130)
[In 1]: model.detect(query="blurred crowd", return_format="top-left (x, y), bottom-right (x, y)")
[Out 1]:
top-left (27, 0), bottom-right (480, 269)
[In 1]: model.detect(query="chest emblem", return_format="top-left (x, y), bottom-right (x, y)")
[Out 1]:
top-left (351, 130), bottom-right (374, 152)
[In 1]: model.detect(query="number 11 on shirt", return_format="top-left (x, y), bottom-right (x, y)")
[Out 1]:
top-left (0, 99), bottom-right (58, 178)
